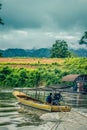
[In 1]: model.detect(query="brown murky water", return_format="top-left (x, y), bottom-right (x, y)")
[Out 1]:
top-left (0, 91), bottom-right (87, 130)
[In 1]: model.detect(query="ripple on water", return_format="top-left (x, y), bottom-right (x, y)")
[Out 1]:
top-left (0, 91), bottom-right (87, 130)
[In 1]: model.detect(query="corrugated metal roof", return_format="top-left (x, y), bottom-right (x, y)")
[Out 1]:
top-left (62, 74), bottom-right (80, 81)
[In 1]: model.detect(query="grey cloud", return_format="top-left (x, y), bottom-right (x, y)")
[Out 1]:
top-left (50, 0), bottom-right (87, 30)
top-left (0, 0), bottom-right (87, 50)
top-left (0, 29), bottom-right (82, 49)
top-left (0, 28), bottom-right (54, 49)
top-left (1, 0), bottom-right (87, 30)
top-left (1, 0), bottom-right (43, 29)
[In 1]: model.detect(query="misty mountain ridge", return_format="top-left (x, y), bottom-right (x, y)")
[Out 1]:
top-left (0, 48), bottom-right (50, 57)
top-left (0, 48), bottom-right (87, 57)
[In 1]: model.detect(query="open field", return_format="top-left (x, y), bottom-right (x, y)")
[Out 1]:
top-left (0, 58), bottom-right (64, 64)
top-left (0, 58), bottom-right (64, 69)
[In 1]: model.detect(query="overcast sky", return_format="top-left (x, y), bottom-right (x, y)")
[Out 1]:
top-left (0, 0), bottom-right (87, 50)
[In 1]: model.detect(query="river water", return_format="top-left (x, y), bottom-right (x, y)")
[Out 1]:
top-left (0, 91), bottom-right (87, 130)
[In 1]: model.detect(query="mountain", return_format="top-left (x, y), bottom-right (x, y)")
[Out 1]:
top-left (0, 48), bottom-right (50, 57)
top-left (26, 48), bottom-right (50, 57)
top-left (70, 49), bottom-right (87, 57)
top-left (0, 48), bottom-right (87, 57)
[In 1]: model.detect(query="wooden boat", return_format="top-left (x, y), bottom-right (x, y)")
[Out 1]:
top-left (13, 91), bottom-right (71, 112)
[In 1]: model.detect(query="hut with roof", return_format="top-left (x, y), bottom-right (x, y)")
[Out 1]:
top-left (62, 74), bottom-right (87, 92)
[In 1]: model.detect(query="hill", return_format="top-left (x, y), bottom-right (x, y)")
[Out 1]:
top-left (70, 49), bottom-right (87, 57)
top-left (0, 48), bottom-right (87, 57)
top-left (0, 48), bottom-right (50, 57)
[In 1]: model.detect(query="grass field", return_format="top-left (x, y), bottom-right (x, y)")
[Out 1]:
top-left (0, 57), bottom-right (87, 73)
top-left (0, 58), bottom-right (64, 64)
top-left (0, 58), bottom-right (64, 69)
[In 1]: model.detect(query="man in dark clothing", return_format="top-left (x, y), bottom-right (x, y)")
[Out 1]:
top-left (52, 92), bottom-right (62, 105)
top-left (46, 93), bottom-right (52, 104)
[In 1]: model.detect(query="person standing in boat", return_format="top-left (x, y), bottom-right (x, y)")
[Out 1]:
top-left (46, 93), bottom-right (52, 104)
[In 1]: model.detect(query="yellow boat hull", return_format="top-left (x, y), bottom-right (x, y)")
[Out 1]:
top-left (13, 91), bottom-right (71, 112)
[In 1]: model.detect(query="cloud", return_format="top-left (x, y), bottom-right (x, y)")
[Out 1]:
top-left (1, 0), bottom-right (87, 30)
top-left (0, 29), bottom-right (83, 50)
top-left (0, 0), bottom-right (87, 49)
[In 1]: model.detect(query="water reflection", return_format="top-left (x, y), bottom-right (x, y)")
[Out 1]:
top-left (76, 93), bottom-right (87, 107)
top-left (62, 92), bottom-right (87, 108)
top-left (0, 91), bottom-right (44, 128)
top-left (0, 90), bottom-right (87, 130)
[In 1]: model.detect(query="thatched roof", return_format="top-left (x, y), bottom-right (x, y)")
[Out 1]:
top-left (62, 74), bottom-right (80, 82)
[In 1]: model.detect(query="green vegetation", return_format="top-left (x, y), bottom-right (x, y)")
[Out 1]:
top-left (0, 47), bottom-right (87, 58)
top-left (0, 58), bottom-right (87, 89)
top-left (50, 40), bottom-right (72, 58)
top-left (0, 52), bottom-right (2, 57)
top-left (79, 31), bottom-right (87, 45)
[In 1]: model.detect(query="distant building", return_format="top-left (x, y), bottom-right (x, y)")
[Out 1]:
top-left (62, 74), bottom-right (87, 92)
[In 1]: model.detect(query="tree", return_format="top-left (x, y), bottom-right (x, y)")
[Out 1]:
top-left (50, 40), bottom-right (71, 58)
top-left (0, 52), bottom-right (3, 57)
top-left (17, 69), bottom-right (28, 87)
top-left (0, 66), bottom-right (12, 75)
top-left (0, 3), bottom-right (4, 25)
top-left (79, 31), bottom-right (87, 45)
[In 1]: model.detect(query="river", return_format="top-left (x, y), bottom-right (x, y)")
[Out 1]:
top-left (0, 90), bottom-right (87, 130)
